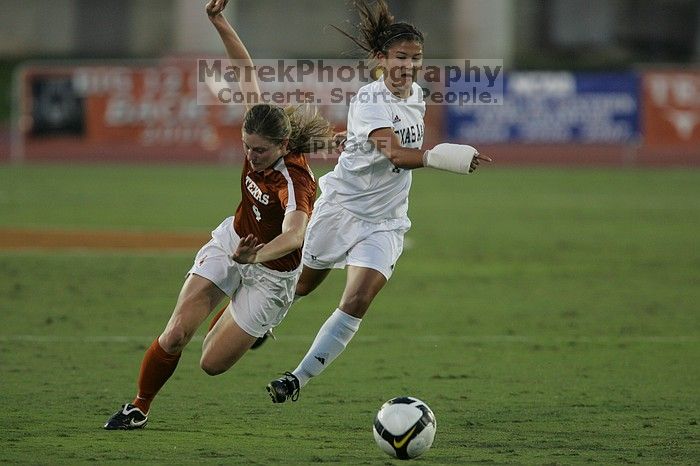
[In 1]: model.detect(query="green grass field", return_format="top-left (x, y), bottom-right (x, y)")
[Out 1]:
top-left (1, 164), bottom-right (699, 464)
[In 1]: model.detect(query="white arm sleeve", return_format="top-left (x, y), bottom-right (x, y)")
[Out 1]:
top-left (422, 143), bottom-right (478, 174)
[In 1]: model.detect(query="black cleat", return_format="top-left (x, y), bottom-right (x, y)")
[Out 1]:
top-left (103, 403), bottom-right (148, 430)
top-left (266, 372), bottom-right (300, 403)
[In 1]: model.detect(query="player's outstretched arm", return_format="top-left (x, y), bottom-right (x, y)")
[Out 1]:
top-left (370, 128), bottom-right (492, 174)
top-left (206, 0), bottom-right (261, 110)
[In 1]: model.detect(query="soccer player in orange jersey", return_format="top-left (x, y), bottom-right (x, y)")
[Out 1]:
top-left (104, 0), bottom-right (332, 429)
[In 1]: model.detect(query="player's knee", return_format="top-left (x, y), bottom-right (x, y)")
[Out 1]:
top-left (162, 295), bottom-right (212, 352)
top-left (199, 355), bottom-right (226, 376)
top-left (339, 292), bottom-right (372, 317)
top-left (159, 326), bottom-right (189, 353)
top-left (295, 281), bottom-right (314, 297)
top-left (201, 364), bottom-right (225, 376)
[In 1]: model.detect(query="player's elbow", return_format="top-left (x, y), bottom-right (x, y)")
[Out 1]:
top-left (289, 229), bottom-right (306, 250)
top-left (285, 222), bottom-right (306, 249)
top-left (280, 227), bottom-right (305, 252)
top-left (386, 152), bottom-right (403, 167)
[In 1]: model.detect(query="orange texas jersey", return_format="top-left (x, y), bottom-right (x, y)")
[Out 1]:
top-left (234, 153), bottom-right (317, 272)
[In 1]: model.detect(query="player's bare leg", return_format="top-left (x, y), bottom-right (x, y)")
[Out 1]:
top-left (104, 274), bottom-right (225, 429)
top-left (159, 274), bottom-right (227, 353)
top-left (295, 265), bottom-right (332, 297)
top-left (200, 303), bottom-right (257, 375)
top-left (337, 265), bottom-right (387, 318)
top-left (208, 302), bottom-right (272, 350)
top-left (267, 266), bottom-right (386, 402)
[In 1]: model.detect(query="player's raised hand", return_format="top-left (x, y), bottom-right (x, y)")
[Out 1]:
top-left (232, 234), bottom-right (265, 264)
top-left (206, 0), bottom-right (229, 17)
top-left (469, 152), bottom-right (493, 173)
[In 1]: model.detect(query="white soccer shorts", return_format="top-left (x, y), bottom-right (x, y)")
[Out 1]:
top-left (302, 198), bottom-right (410, 280)
top-left (188, 217), bottom-right (299, 338)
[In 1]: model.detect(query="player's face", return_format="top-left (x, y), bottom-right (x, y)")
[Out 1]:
top-left (242, 131), bottom-right (287, 172)
top-left (379, 40), bottom-right (423, 96)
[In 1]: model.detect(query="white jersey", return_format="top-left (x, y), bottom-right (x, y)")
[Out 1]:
top-left (319, 78), bottom-right (426, 222)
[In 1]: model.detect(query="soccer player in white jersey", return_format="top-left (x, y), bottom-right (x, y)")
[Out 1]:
top-left (267, 0), bottom-right (492, 402)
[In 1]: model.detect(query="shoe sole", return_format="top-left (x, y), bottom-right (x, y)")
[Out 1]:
top-left (103, 419), bottom-right (148, 430)
top-left (266, 384), bottom-right (284, 403)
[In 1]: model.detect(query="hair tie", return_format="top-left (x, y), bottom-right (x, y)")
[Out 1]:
top-left (380, 32), bottom-right (419, 51)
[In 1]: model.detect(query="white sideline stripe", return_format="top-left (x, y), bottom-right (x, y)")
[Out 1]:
top-left (273, 158), bottom-right (297, 214)
top-left (0, 335), bottom-right (697, 344)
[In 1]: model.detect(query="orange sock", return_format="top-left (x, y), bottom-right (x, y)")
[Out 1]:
top-left (208, 304), bottom-right (228, 332)
top-left (132, 338), bottom-right (181, 413)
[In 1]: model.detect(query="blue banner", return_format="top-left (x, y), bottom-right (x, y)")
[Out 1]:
top-left (446, 72), bottom-right (640, 143)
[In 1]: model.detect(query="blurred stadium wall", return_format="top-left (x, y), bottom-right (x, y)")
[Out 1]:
top-left (1, 0), bottom-right (699, 165)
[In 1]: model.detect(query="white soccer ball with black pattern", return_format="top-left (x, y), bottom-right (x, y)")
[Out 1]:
top-left (372, 396), bottom-right (437, 460)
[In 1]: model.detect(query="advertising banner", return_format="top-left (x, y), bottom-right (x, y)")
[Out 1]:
top-left (642, 70), bottom-right (700, 147)
top-left (18, 61), bottom-right (249, 162)
top-left (446, 72), bottom-right (640, 144)
top-left (16, 60), bottom-right (350, 162)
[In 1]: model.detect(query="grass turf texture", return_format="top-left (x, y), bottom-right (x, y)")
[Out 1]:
top-left (0, 165), bottom-right (698, 464)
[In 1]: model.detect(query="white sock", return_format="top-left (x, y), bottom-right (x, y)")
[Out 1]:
top-left (292, 308), bottom-right (361, 388)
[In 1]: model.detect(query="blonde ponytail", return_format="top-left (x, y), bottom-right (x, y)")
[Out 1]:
top-left (284, 105), bottom-right (334, 155)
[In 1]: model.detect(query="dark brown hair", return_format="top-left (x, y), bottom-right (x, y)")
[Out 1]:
top-left (243, 104), bottom-right (333, 154)
top-left (332, 0), bottom-right (424, 57)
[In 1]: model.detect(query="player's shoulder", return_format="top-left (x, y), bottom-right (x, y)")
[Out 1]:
top-left (275, 154), bottom-right (316, 185)
top-left (358, 79), bottom-right (386, 94)
top-left (352, 79), bottom-right (392, 105)
top-left (410, 82), bottom-right (425, 103)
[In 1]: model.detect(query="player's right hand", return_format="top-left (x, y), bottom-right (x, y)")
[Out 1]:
top-left (232, 234), bottom-right (265, 264)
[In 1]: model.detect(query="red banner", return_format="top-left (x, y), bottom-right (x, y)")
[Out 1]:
top-left (642, 71), bottom-right (700, 147)
top-left (17, 60), bottom-right (349, 163)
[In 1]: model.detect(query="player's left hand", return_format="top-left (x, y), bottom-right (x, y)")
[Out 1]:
top-left (469, 152), bottom-right (493, 173)
top-left (206, 0), bottom-right (229, 17)
top-left (232, 234), bottom-right (265, 264)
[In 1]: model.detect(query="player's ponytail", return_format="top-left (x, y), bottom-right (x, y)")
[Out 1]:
top-left (243, 104), bottom-right (333, 155)
top-left (284, 105), bottom-right (334, 155)
top-left (332, 0), bottom-right (424, 57)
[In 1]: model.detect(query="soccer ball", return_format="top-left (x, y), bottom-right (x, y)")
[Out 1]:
top-left (373, 396), bottom-right (437, 460)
